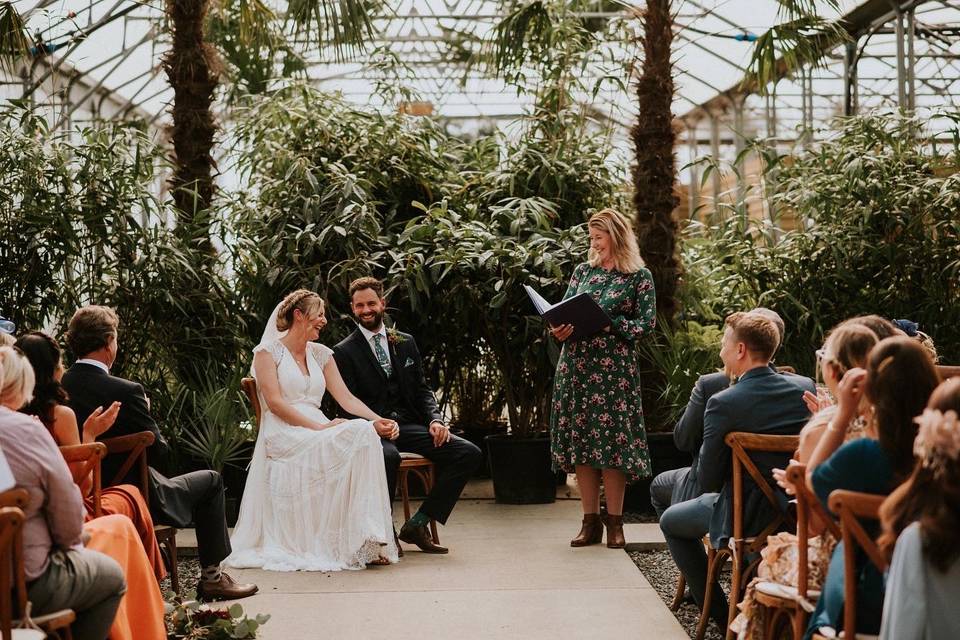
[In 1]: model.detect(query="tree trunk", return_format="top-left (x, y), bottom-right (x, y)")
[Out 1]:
top-left (163, 0), bottom-right (220, 254)
top-left (632, 0), bottom-right (680, 324)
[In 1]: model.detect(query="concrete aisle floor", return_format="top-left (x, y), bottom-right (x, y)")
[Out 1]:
top-left (206, 482), bottom-right (687, 640)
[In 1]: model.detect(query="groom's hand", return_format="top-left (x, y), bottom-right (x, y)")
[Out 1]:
top-left (429, 421), bottom-right (451, 447)
top-left (374, 419), bottom-right (400, 440)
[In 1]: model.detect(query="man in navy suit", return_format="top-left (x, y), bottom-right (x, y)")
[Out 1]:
top-left (649, 308), bottom-right (788, 517)
top-left (659, 312), bottom-right (814, 631)
top-left (333, 277), bottom-right (481, 554)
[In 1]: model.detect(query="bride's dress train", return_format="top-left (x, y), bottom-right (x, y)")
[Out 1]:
top-left (225, 339), bottom-right (398, 571)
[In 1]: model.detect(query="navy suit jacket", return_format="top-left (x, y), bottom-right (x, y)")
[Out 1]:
top-left (698, 366), bottom-right (814, 548)
top-left (672, 371), bottom-right (731, 505)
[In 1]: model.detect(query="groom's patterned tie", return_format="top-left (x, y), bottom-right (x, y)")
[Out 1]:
top-left (373, 334), bottom-right (393, 377)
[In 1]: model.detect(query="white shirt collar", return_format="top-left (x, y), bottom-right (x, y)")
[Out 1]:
top-left (76, 358), bottom-right (110, 374)
top-left (358, 323), bottom-right (387, 344)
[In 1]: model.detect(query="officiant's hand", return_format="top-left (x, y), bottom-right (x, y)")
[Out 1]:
top-left (374, 419), bottom-right (400, 440)
top-left (549, 324), bottom-right (574, 342)
top-left (429, 421), bottom-right (451, 447)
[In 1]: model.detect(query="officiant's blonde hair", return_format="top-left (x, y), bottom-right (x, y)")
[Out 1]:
top-left (276, 289), bottom-right (324, 331)
top-left (587, 209), bottom-right (645, 273)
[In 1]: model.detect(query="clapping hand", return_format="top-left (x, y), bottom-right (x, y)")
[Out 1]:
top-left (549, 324), bottom-right (574, 342)
top-left (803, 391), bottom-right (820, 414)
top-left (772, 460), bottom-right (801, 496)
top-left (374, 419), bottom-right (400, 440)
top-left (83, 401), bottom-right (121, 440)
top-left (836, 368), bottom-right (867, 412)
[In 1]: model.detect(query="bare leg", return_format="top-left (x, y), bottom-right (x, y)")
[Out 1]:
top-left (575, 465), bottom-right (602, 514)
top-left (601, 468), bottom-right (627, 516)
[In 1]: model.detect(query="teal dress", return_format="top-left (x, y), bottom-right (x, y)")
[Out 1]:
top-left (549, 263), bottom-right (657, 479)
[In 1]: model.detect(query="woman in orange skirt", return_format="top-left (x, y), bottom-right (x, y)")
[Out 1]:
top-left (16, 331), bottom-right (166, 579)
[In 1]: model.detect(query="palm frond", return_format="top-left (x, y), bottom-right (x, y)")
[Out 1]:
top-left (745, 15), bottom-right (849, 94)
top-left (285, 0), bottom-right (380, 60)
top-left (488, 0), bottom-right (553, 77)
top-left (0, 2), bottom-right (30, 74)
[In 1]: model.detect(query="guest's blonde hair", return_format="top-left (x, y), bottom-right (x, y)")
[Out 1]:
top-left (587, 209), bottom-right (645, 273)
top-left (0, 334), bottom-right (14, 348)
top-left (0, 347), bottom-right (35, 409)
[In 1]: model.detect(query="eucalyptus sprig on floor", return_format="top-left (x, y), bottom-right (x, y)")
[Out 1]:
top-left (166, 595), bottom-right (270, 640)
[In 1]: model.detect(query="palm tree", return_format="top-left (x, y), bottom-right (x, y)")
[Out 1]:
top-left (631, 0), bottom-right (679, 323)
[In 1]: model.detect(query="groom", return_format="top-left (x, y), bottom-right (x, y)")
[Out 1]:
top-left (333, 277), bottom-right (481, 554)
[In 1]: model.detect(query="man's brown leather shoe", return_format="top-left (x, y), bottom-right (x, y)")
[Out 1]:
top-left (570, 513), bottom-right (603, 547)
top-left (197, 572), bottom-right (258, 601)
top-left (398, 522), bottom-right (448, 554)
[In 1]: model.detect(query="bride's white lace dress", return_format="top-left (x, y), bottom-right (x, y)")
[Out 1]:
top-left (225, 339), bottom-right (398, 571)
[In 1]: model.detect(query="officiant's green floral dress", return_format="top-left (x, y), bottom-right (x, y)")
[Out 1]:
top-left (549, 263), bottom-right (657, 479)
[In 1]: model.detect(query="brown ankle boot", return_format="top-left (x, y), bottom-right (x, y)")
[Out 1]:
top-left (570, 513), bottom-right (603, 547)
top-left (605, 514), bottom-right (626, 549)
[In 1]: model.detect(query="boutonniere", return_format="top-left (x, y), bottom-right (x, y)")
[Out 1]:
top-left (386, 328), bottom-right (406, 345)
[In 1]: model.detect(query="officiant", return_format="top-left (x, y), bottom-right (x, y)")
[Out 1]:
top-left (333, 277), bottom-right (481, 554)
top-left (548, 209), bottom-right (657, 549)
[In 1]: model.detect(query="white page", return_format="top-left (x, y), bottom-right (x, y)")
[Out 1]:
top-left (523, 285), bottom-right (554, 315)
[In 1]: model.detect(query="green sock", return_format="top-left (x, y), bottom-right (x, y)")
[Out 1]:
top-left (408, 511), bottom-right (430, 528)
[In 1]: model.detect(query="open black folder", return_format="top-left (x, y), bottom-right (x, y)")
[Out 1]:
top-left (524, 285), bottom-right (611, 341)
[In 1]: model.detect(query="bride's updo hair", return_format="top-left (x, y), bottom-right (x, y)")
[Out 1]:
top-left (276, 289), bottom-right (324, 331)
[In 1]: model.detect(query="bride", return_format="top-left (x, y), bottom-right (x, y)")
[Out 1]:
top-left (226, 289), bottom-right (400, 571)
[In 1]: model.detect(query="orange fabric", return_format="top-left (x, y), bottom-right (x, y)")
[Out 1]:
top-left (85, 484), bottom-right (166, 580)
top-left (84, 514), bottom-right (166, 640)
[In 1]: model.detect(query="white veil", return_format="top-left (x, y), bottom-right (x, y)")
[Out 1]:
top-left (229, 301), bottom-right (286, 559)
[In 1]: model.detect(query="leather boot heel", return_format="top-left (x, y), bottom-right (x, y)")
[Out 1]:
top-left (570, 513), bottom-right (603, 547)
top-left (605, 514), bottom-right (626, 549)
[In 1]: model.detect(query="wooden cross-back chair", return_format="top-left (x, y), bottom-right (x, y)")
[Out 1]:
top-left (0, 490), bottom-right (75, 640)
top-left (240, 377), bottom-right (440, 549)
top-left (807, 490), bottom-right (887, 640)
top-left (751, 463), bottom-right (842, 639)
top-left (691, 432), bottom-right (799, 640)
top-left (58, 443), bottom-right (107, 518)
top-left (99, 432), bottom-right (180, 594)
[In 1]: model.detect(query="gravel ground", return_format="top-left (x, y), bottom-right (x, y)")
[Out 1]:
top-left (623, 511), bottom-right (659, 524)
top-left (628, 549), bottom-right (730, 640)
top-left (161, 558), bottom-right (201, 598)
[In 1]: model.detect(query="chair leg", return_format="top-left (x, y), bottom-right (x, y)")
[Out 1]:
top-left (399, 469), bottom-right (412, 523)
top-left (167, 539), bottom-right (180, 596)
top-left (670, 573), bottom-right (687, 611)
top-left (695, 547), bottom-right (721, 640)
top-left (726, 547), bottom-right (742, 640)
top-left (426, 467), bottom-right (439, 544)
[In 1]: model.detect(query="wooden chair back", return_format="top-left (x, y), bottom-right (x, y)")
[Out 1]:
top-left (936, 364), bottom-right (960, 380)
top-left (787, 463), bottom-right (840, 600)
top-left (0, 506), bottom-right (25, 640)
top-left (827, 489), bottom-right (887, 638)
top-left (59, 442), bottom-right (107, 518)
top-left (0, 490), bottom-right (28, 510)
top-left (241, 377), bottom-right (262, 425)
top-left (100, 432), bottom-right (155, 506)
top-left (725, 432), bottom-right (800, 548)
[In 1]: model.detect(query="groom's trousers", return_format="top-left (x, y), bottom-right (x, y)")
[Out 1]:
top-left (380, 423), bottom-right (482, 525)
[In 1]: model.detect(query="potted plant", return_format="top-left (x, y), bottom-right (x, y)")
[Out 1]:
top-left (395, 198), bottom-right (588, 503)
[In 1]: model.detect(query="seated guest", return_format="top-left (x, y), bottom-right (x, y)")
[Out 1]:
top-left (650, 308), bottom-right (789, 518)
top-left (878, 378), bottom-right (960, 640)
top-left (659, 312), bottom-right (814, 631)
top-left (804, 337), bottom-right (940, 639)
top-left (0, 346), bottom-right (126, 640)
top-left (15, 331), bottom-right (166, 580)
top-left (60, 306), bottom-right (256, 601)
top-left (733, 322), bottom-right (878, 638)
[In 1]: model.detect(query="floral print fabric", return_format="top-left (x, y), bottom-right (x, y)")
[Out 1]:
top-left (549, 263), bottom-right (657, 479)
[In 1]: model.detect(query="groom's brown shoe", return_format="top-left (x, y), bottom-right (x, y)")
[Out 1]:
top-left (197, 572), bottom-right (258, 601)
top-left (398, 521), bottom-right (448, 554)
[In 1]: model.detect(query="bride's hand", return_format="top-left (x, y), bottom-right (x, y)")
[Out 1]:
top-left (373, 419), bottom-right (400, 440)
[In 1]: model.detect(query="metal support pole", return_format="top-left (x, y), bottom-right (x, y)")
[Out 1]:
top-left (893, 5), bottom-right (908, 110)
top-left (907, 7), bottom-right (916, 111)
top-left (710, 110), bottom-right (723, 206)
top-left (732, 95), bottom-right (747, 204)
top-left (687, 123), bottom-right (700, 220)
top-left (844, 42), bottom-right (857, 116)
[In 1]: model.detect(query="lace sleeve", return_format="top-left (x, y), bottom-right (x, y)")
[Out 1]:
top-left (310, 343), bottom-right (334, 369)
top-left (253, 340), bottom-right (285, 365)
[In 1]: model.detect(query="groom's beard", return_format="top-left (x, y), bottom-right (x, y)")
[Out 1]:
top-left (356, 311), bottom-right (384, 331)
